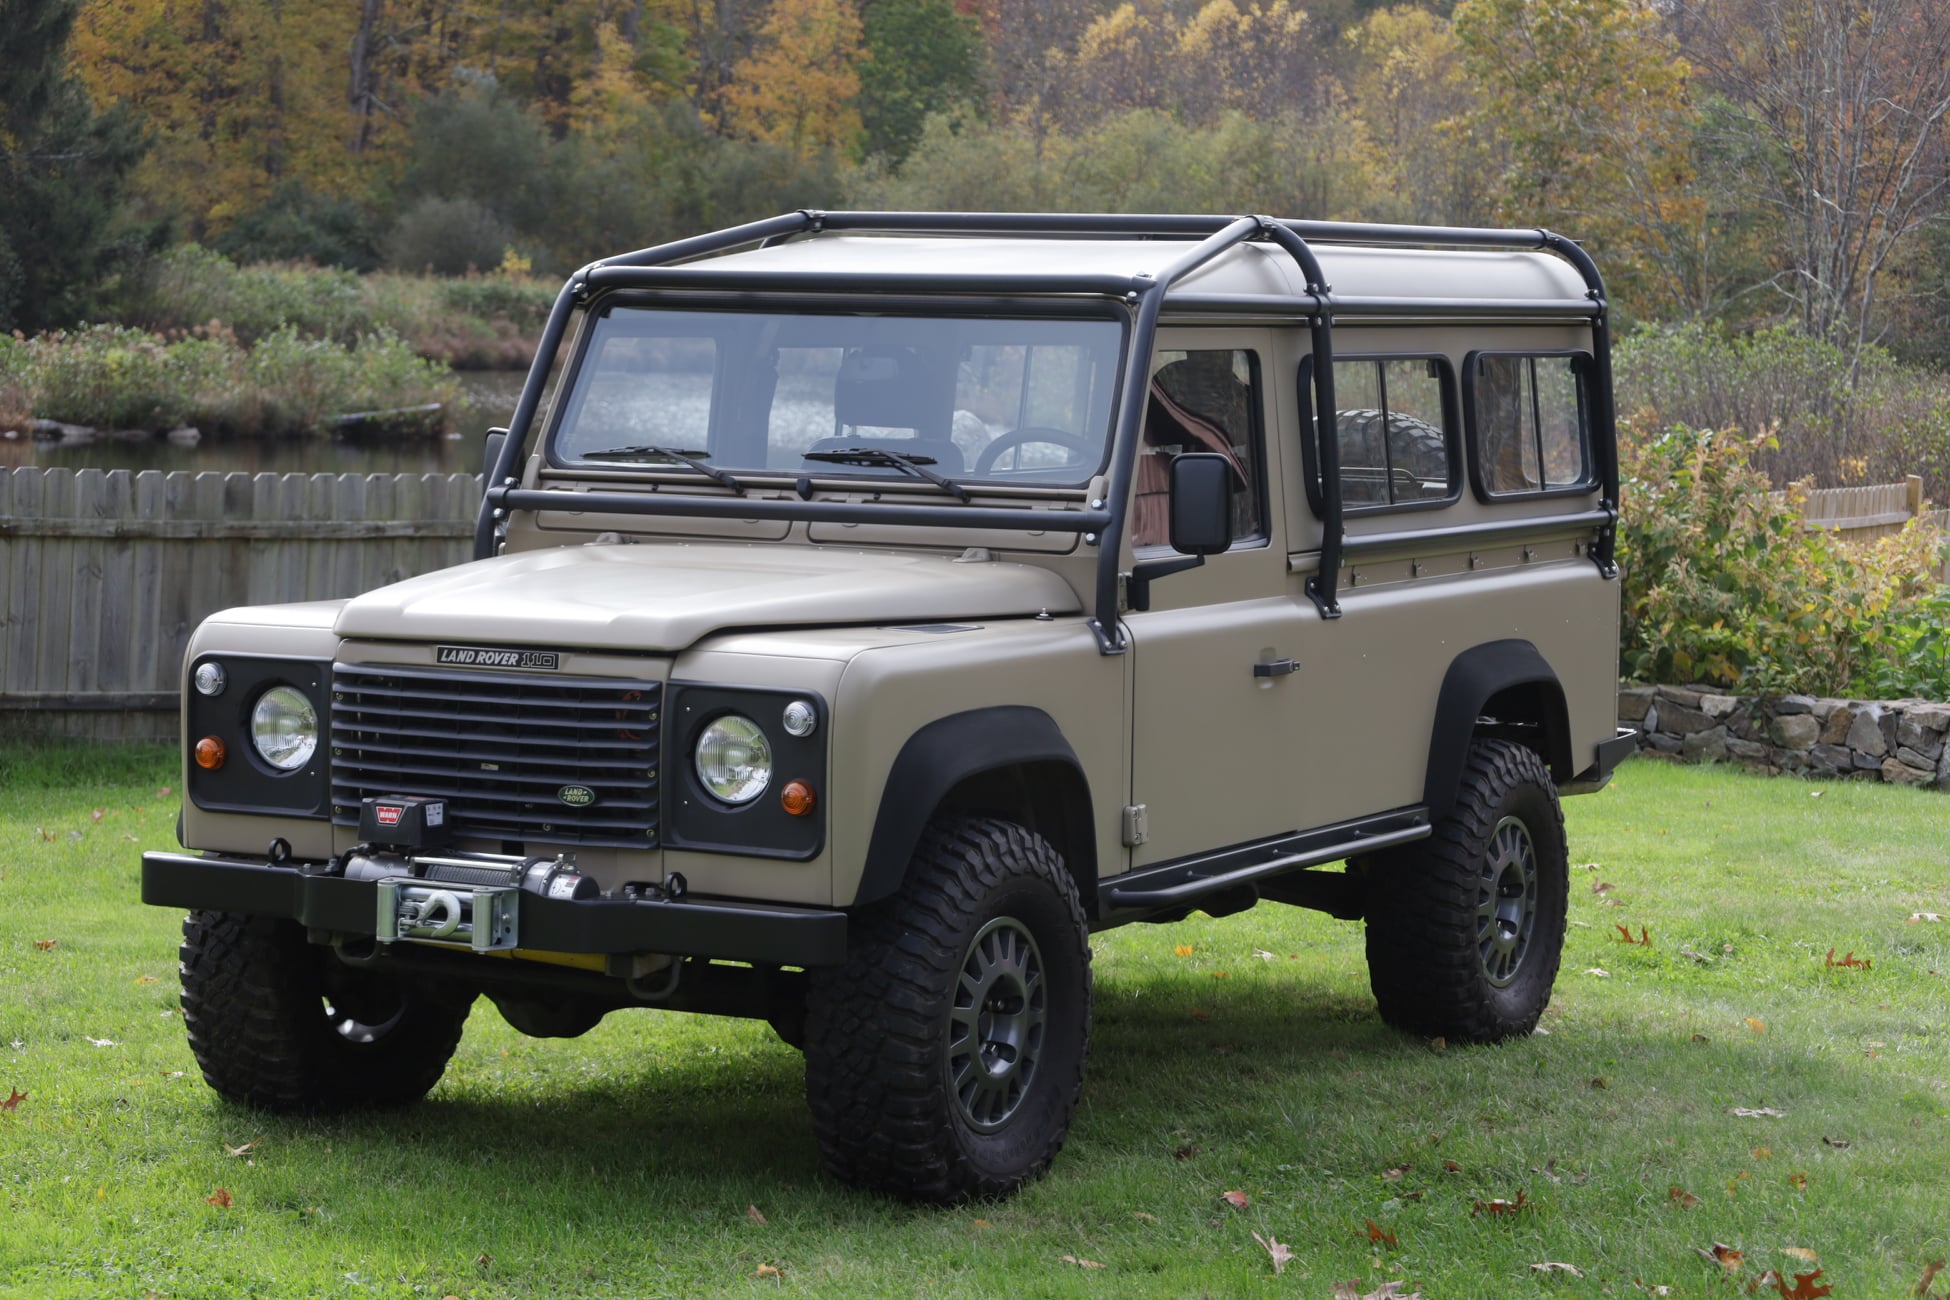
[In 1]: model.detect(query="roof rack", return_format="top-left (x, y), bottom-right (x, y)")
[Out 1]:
top-left (477, 210), bottom-right (1617, 654)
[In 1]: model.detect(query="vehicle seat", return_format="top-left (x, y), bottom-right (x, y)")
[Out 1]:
top-left (806, 345), bottom-right (963, 471)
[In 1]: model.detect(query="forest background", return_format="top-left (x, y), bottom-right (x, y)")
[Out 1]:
top-left (8, 0), bottom-right (1950, 699)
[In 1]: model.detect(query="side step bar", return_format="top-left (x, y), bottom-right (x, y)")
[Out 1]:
top-left (1100, 808), bottom-right (1430, 914)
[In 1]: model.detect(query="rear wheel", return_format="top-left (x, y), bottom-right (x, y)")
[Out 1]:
top-left (179, 911), bottom-right (472, 1112)
top-left (1364, 739), bottom-right (1568, 1042)
top-left (804, 816), bottom-right (1092, 1203)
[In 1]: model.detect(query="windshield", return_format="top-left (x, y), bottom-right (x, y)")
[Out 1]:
top-left (549, 306), bottom-right (1124, 487)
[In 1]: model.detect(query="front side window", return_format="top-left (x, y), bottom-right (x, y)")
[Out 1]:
top-left (549, 305), bottom-right (1123, 488)
top-left (1330, 356), bottom-right (1454, 509)
top-left (1131, 349), bottom-right (1264, 549)
top-left (1467, 353), bottom-right (1590, 496)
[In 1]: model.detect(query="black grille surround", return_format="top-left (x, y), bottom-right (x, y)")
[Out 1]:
top-left (330, 663), bottom-right (662, 849)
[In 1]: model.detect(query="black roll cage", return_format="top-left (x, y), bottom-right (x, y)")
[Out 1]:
top-left (476, 210), bottom-right (1619, 655)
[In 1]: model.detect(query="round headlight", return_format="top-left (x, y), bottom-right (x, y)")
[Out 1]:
top-left (695, 714), bottom-right (772, 804)
top-left (250, 685), bottom-right (318, 772)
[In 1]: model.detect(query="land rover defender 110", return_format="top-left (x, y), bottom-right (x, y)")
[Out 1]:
top-left (142, 211), bottom-right (1635, 1203)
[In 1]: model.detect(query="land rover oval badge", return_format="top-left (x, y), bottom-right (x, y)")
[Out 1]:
top-left (557, 785), bottom-right (596, 807)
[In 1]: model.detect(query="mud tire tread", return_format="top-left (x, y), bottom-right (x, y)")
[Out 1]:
top-left (803, 816), bottom-right (1091, 1204)
top-left (1364, 739), bottom-right (1568, 1043)
top-left (179, 910), bottom-right (470, 1113)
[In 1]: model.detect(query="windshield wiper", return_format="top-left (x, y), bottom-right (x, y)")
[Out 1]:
top-left (801, 447), bottom-right (971, 503)
top-left (579, 445), bottom-right (745, 495)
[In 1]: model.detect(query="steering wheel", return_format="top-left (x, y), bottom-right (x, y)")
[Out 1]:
top-left (974, 427), bottom-right (1096, 475)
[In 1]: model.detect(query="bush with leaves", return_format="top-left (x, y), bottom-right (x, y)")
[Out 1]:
top-left (1619, 422), bottom-right (1944, 697)
top-left (12, 323), bottom-right (457, 437)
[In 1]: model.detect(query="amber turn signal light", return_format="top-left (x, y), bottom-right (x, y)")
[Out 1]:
top-left (194, 736), bottom-right (227, 770)
top-left (780, 780), bottom-right (816, 816)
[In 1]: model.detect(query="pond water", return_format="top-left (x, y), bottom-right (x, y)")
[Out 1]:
top-left (0, 370), bottom-right (531, 476)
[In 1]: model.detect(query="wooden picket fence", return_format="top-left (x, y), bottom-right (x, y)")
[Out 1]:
top-left (1787, 475), bottom-right (1950, 581)
top-left (0, 467), bottom-right (481, 741)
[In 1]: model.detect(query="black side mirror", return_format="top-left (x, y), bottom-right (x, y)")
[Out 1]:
top-left (1169, 452), bottom-right (1234, 556)
top-left (481, 427), bottom-right (509, 482)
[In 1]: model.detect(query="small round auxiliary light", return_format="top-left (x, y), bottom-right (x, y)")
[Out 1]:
top-left (781, 699), bottom-right (817, 737)
top-left (192, 661), bottom-right (227, 697)
top-left (781, 780), bottom-right (817, 817)
top-left (194, 736), bottom-right (227, 770)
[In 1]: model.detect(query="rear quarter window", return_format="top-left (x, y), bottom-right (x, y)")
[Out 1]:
top-left (1463, 352), bottom-right (1593, 499)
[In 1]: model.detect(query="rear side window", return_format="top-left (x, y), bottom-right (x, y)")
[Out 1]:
top-left (1465, 353), bottom-right (1591, 497)
top-left (1329, 356), bottom-right (1455, 510)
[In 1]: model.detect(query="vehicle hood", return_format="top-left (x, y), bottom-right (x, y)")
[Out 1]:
top-left (331, 543), bottom-right (1082, 652)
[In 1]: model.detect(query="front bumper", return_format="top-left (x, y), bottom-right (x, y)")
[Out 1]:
top-left (140, 851), bottom-right (848, 968)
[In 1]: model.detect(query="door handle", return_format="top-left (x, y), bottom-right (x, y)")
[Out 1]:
top-left (1253, 658), bottom-right (1298, 678)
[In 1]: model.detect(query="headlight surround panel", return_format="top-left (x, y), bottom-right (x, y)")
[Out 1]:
top-left (666, 684), bottom-right (826, 860)
top-left (187, 655), bottom-right (331, 818)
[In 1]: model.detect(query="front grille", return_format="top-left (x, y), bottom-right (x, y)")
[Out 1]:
top-left (331, 663), bottom-right (661, 849)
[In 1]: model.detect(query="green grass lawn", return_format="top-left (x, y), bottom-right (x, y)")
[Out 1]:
top-left (2, 748), bottom-right (1945, 1298)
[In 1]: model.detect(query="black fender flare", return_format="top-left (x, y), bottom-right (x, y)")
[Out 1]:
top-left (1423, 640), bottom-right (1572, 822)
top-left (854, 706), bottom-right (1095, 908)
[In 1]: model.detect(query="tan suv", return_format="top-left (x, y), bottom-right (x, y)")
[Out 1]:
top-left (142, 212), bottom-right (1634, 1203)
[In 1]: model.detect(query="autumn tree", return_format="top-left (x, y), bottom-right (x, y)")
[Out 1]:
top-left (0, 0), bottom-right (145, 329)
top-left (1680, 0), bottom-right (1950, 353)
top-left (1453, 0), bottom-right (1708, 318)
top-left (857, 0), bottom-right (985, 161)
top-left (1345, 6), bottom-right (1491, 227)
top-left (725, 0), bottom-right (867, 158)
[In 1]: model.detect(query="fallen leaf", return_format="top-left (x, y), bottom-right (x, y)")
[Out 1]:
top-left (135, 975), bottom-right (157, 985)
top-left (1131, 1211), bottom-right (1157, 1224)
top-left (90, 808), bottom-right (105, 823)
top-left (1531, 1262), bottom-right (1584, 1277)
top-left (1429, 1036), bottom-right (1446, 1051)
top-left (33, 940), bottom-right (56, 951)
top-left (746, 1204), bottom-right (767, 1225)
top-left (1809, 789), bottom-right (1823, 798)
top-left (222, 1139), bottom-right (259, 1158)
top-left (1331, 1283), bottom-right (1423, 1300)
top-left (1788, 1171), bottom-right (1808, 1189)
top-left (1057, 1255), bottom-right (1104, 1269)
top-left (1911, 912), bottom-right (1943, 923)
top-left (1634, 1282), bottom-right (1674, 1296)
top-left (1668, 1185), bottom-right (1700, 1209)
top-left (1381, 1164), bottom-right (1411, 1181)
top-left (36, 827), bottom-right (54, 841)
top-left (755, 1263), bottom-right (782, 1279)
top-left (1442, 1160), bottom-right (1463, 1173)
top-left (1695, 1242), bottom-right (1743, 1273)
top-left (1615, 924), bottom-right (1651, 945)
top-left (1585, 967), bottom-right (1612, 978)
top-left (157, 787), bottom-right (172, 797)
top-left (1472, 1190), bottom-right (1529, 1216)
top-left (1220, 1190), bottom-right (1249, 1210)
top-left (1824, 949), bottom-right (1872, 971)
top-left (1590, 1076), bottom-right (1609, 1089)
top-left (1210, 970), bottom-right (1229, 980)
top-left (1821, 1136), bottom-right (1850, 1149)
top-left (475, 1253), bottom-right (492, 1272)
top-left (1365, 1219), bottom-right (1398, 1248)
top-left (206, 1188), bottom-right (233, 1208)
top-left (1252, 1231), bottom-right (1293, 1276)
top-left (1577, 861), bottom-right (1601, 870)
top-left (84, 1037), bottom-right (118, 1048)
top-left (1189, 1008), bottom-right (1210, 1023)
top-left (1746, 1017), bottom-right (1768, 1034)
top-left (972, 1218), bottom-right (992, 1229)
top-left (1782, 1248), bottom-right (1819, 1263)
top-left (1752, 1146), bottom-right (1773, 1159)
top-left (1729, 1107), bottom-right (1787, 1117)
top-left (1679, 946), bottom-right (1716, 963)
top-left (122, 833), bottom-right (139, 843)
top-left (1692, 1033), bottom-right (1710, 1043)
top-left (1592, 880), bottom-right (1615, 894)
top-left (1252, 948), bottom-right (1275, 961)
top-left (1173, 1145), bottom-right (1200, 1160)
top-left (1174, 944), bottom-right (1194, 958)
top-left (1916, 1257), bottom-right (1945, 1296)
top-left (1, 1088), bottom-right (25, 1112)
top-left (1771, 1268), bottom-right (1833, 1298)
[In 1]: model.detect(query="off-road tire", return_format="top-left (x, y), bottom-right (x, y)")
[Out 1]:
top-left (179, 910), bottom-right (472, 1112)
top-left (1364, 739), bottom-right (1567, 1042)
top-left (804, 816), bottom-right (1092, 1203)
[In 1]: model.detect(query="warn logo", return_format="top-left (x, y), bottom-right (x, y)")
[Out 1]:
top-left (374, 804), bottom-right (404, 827)
top-left (435, 645), bottom-right (561, 671)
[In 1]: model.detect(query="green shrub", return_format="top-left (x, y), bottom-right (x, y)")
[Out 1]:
top-left (12, 322), bottom-right (457, 437)
top-left (1619, 422), bottom-right (1945, 697)
top-left (384, 197), bottom-right (514, 277)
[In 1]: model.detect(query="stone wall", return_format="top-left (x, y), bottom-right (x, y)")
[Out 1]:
top-left (1619, 684), bottom-right (1950, 789)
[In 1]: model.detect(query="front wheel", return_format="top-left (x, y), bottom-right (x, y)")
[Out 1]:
top-left (179, 911), bottom-right (473, 1112)
top-left (1364, 739), bottom-right (1568, 1042)
top-left (804, 816), bottom-right (1092, 1203)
